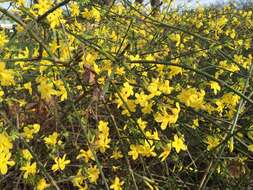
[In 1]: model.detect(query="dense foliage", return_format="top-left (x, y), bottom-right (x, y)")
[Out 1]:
top-left (0, 0), bottom-right (253, 189)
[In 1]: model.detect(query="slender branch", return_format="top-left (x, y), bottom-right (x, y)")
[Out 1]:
top-left (198, 159), bottom-right (213, 190)
top-left (37, 0), bottom-right (71, 22)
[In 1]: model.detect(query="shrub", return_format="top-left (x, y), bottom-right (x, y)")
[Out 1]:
top-left (0, 0), bottom-right (253, 189)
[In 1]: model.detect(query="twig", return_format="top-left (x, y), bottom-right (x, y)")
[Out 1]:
top-left (198, 159), bottom-right (213, 190)
top-left (37, 0), bottom-right (71, 22)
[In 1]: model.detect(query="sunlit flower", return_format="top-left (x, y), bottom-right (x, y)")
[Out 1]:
top-left (52, 154), bottom-right (70, 172)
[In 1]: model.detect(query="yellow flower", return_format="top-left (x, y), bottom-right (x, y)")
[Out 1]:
top-left (145, 54), bottom-right (155, 61)
top-left (22, 127), bottom-right (35, 140)
top-left (192, 118), bottom-right (199, 129)
top-left (129, 54), bottom-right (140, 62)
top-left (137, 118), bottom-right (147, 131)
top-left (22, 124), bottom-right (40, 140)
top-left (82, 8), bottom-right (91, 19)
top-left (205, 135), bottom-right (220, 151)
top-left (0, 132), bottom-right (13, 152)
top-left (33, 124), bottom-right (40, 133)
top-left (215, 99), bottom-right (224, 114)
top-left (70, 2), bottom-right (80, 16)
top-left (52, 154), bottom-right (70, 172)
top-left (91, 7), bottom-right (101, 22)
top-left (0, 62), bottom-right (15, 86)
top-left (22, 149), bottom-right (33, 161)
top-left (0, 31), bottom-right (8, 47)
top-left (172, 134), bottom-right (187, 153)
top-left (147, 79), bottom-right (161, 98)
top-left (20, 162), bottom-right (37, 179)
top-left (221, 93), bottom-right (240, 107)
top-left (121, 99), bottom-right (136, 116)
top-left (140, 141), bottom-right (157, 158)
top-left (159, 80), bottom-right (173, 94)
top-left (219, 60), bottom-right (240, 74)
top-left (110, 176), bottom-right (124, 190)
top-left (47, 8), bottom-right (65, 29)
top-left (76, 149), bottom-right (95, 163)
top-left (154, 103), bottom-right (180, 130)
top-left (121, 82), bottom-right (134, 99)
top-left (159, 143), bottom-right (172, 161)
top-left (96, 134), bottom-right (111, 153)
top-left (0, 151), bottom-right (15, 175)
top-left (37, 79), bottom-right (57, 101)
top-left (82, 7), bottom-right (101, 22)
top-left (0, 90), bottom-right (4, 102)
top-left (44, 132), bottom-right (59, 146)
top-left (24, 82), bottom-right (32, 95)
top-left (96, 121), bottom-right (111, 153)
top-left (177, 88), bottom-right (205, 110)
top-left (98, 121), bottom-right (109, 135)
top-left (37, 178), bottom-right (50, 190)
top-left (54, 80), bottom-right (68, 101)
top-left (145, 130), bottom-right (160, 141)
top-left (135, 92), bottom-right (150, 108)
top-left (168, 66), bottom-right (183, 79)
top-left (34, 0), bottom-right (53, 16)
top-left (72, 169), bottom-right (87, 188)
top-left (115, 67), bottom-right (125, 75)
top-left (128, 144), bottom-right (141, 160)
top-left (110, 149), bottom-right (123, 160)
top-left (210, 81), bottom-right (221, 95)
top-left (169, 33), bottom-right (181, 47)
top-left (248, 144), bottom-right (253, 152)
top-left (16, 0), bottom-right (25, 6)
top-left (87, 165), bottom-right (100, 184)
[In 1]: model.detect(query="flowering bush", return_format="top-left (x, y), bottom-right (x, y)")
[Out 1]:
top-left (0, 0), bottom-right (253, 189)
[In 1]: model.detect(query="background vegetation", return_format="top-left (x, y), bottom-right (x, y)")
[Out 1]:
top-left (0, 0), bottom-right (253, 189)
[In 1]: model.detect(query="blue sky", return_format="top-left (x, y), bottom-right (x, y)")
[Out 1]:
top-left (0, 2), bottom-right (10, 8)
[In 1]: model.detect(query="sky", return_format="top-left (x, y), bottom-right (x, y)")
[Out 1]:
top-left (0, 2), bottom-right (10, 8)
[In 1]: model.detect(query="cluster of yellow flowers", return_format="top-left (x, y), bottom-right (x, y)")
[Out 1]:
top-left (0, 31), bottom-right (8, 47)
top-left (0, 0), bottom-right (253, 189)
top-left (96, 120), bottom-right (111, 153)
top-left (36, 76), bottom-right (67, 102)
top-left (21, 123), bottom-right (40, 140)
top-left (0, 62), bottom-right (15, 86)
top-left (0, 132), bottom-right (15, 175)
